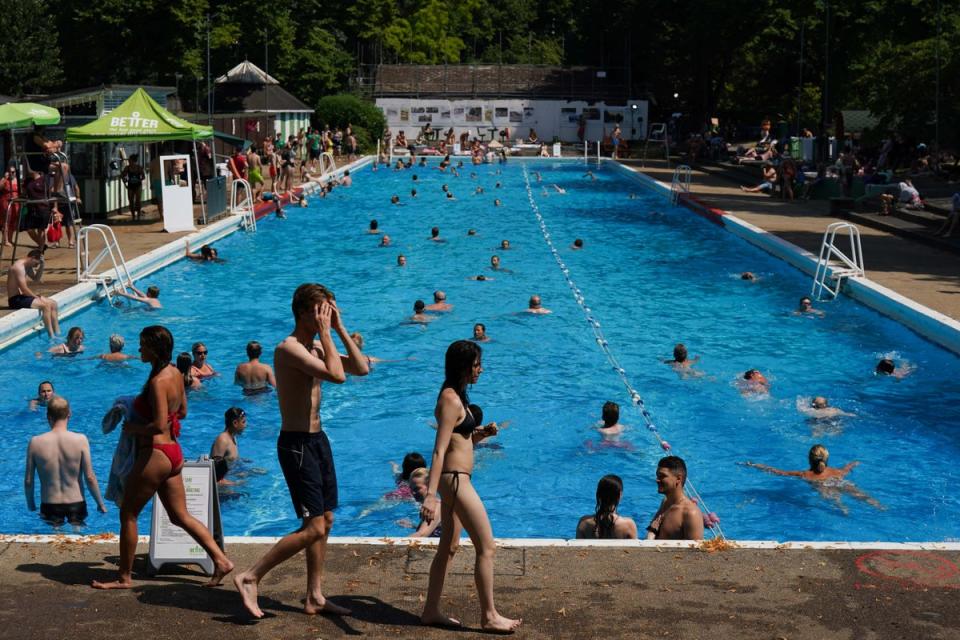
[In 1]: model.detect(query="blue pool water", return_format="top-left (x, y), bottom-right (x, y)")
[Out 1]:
top-left (4, 159), bottom-right (960, 541)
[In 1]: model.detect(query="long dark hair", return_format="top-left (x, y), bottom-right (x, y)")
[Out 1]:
top-left (594, 474), bottom-right (623, 538)
top-left (141, 325), bottom-right (174, 393)
top-left (441, 340), bottom-right (481, 405)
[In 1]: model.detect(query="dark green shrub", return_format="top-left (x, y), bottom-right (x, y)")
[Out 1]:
top-left (314, 94), bottom-right (386, 155)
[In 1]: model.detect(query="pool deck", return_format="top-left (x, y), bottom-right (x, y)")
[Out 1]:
top-left (629, 160), bottom-right (960, 322)
top-left (1, 537), bottom-right (957, 639)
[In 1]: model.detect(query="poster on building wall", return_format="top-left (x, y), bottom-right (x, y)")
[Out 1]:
top-left (418, 115), bottom-right (432, 123)
top-left (441, 111), bottom-right (451, 119)
top-left (454, 107), bottom-right (465, 118)
top-left (466, 107), bottom-right (481, 122)
top-left (583, 108), bottom-right (600, 120)
top-left (524, 107), bottom-right (535, 117)
top-left (400, 110), bottom-right (409, 121)
top-left (509, 111), bottom-right (522, 123)
top-left (495, 107), bottom-right (508, 118)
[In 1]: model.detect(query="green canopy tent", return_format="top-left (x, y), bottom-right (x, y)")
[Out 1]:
top-left (66, 88), bottom-right (214, 221)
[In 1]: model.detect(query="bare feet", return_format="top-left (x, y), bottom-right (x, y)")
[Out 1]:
top-left (204, 558), bottom-right (234, 587)
top-left (91, 577), bottom-right (134, 590)
top-left (481, 613), bottom-right (522, 634)
top-left (421, 611), bottom-right (462, 628)
top-left (305, 593), bottom-right (351, 616)
top-left (234, 572), bottom-right (264, 618)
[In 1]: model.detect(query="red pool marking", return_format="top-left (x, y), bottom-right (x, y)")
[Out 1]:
top-left (678, 194), bottom-right (727, 227)
top-left (855, 550), bottom-right (960, 589)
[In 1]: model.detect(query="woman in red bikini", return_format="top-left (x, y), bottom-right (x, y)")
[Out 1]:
top-left (93, 325), bottom-right (233, 590)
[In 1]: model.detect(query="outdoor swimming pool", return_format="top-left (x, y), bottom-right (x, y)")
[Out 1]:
top-left (4, 159), bottom-right (960, 541)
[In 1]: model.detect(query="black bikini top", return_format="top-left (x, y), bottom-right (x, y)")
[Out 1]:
top-left (451, 405), bottom-right (477, 437)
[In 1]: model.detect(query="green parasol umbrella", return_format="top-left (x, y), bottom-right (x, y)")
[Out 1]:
top-left (0, 103), bottom-right (61, 131)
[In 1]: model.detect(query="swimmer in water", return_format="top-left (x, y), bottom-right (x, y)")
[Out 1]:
top-left (875, 358), bottom-right (913, 378)
top-left (424, 290), bottom-right (453, 312)
top-left (739, 369), bottom-right (769, 395)
top-left (472, 323), bottom-right (490, 343)
top-left (391, 194), bottom-right (400, 205)
top-left (348, 332), bottom-right (384, 365)
top-left (500, 239), bottom-right (511, 250)
top-left (98, 334), bottom-right (135, 362)
top-left (597, 401), bottom-right (625, 440)
top-left (663, 343), bottom-right (701, 376)
top-left (493, 198), bottom-right (502, 207)
top-left (469, 274), bottom-right (492, 281)
top-left (525, 294), bottom-right (551, 314)
top-left (29, 380), bottom-right (55, 411)
top-left (571, 238), bottom-right (583, 250)
top-left (583, 170), bottom-right (596, 180)
top-left (796, 296), bottom-right (825, 317)
top-left (743, 444), bottom-right (884, 514)
top-left (489, 255), bottom-right (512, 274)
top-left (115, 284), bottom-right (162, 309)
top-left (552, 184), bottom-right (566, 194)
top-left (740, 272), bottom-right (757, 281)
top-left (397, 254), bottom-right (407, 267)
top-left (49, 326), bottom-right (84, 356)
top-left (367, 219), bottom-right (381, 234)
top-left (408, 300), bottom-right (435, 324)
top-left (797, 396), bottom-right (854, 420)
top-left (234, 341), bottom-right (276, 395)
top-left (379, 234), bottom-right (392, 247)
top-left (429, 226), bottom-right (445, 243)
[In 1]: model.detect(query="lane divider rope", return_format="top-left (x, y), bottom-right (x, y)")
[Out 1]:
top-left (521, 165), bottom-right (724, 538)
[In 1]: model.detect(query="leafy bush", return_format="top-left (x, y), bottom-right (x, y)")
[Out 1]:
top-left (314, 94), bottom-right (386, 155)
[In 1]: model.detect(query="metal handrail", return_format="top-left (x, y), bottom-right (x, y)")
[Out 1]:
top-left (812, 222), bottom-right (865, 300)
top-left (76, 224), bottom-right (132, 304)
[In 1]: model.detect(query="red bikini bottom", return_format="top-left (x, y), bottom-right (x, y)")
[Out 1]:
top-left (152, 443), bottom-right (184, 474)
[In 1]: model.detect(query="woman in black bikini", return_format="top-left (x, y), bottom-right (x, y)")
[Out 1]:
top-left (419, 340), bottom-right (521, 633)
top-left (93, 325), bottom-right (233, 590)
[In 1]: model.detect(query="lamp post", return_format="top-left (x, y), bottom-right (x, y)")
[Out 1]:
top-left (820, 0), bottom-right (830, 161)
top-left (631, 103), bottom-right (638, 140)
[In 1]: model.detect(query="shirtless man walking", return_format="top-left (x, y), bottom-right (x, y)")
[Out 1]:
top-left (645, 456), bottom-right (704, 540)
top-left (234, 341), bottom-right (276, 395)
top-left (234, 283), bottom-right (369, 619)
top-left (7, 249), bottom-right (60, 337)
top-left (25, 396), bottom-right (107, 527)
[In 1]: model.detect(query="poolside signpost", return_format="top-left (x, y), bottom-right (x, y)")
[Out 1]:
top-left (147, 459), bottom-right (223, 576)
top-left (159, 154), bottom-right (196, 232)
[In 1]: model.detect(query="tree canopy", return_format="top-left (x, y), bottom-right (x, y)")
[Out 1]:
top-left (0, 0), bottom-right (955, 144)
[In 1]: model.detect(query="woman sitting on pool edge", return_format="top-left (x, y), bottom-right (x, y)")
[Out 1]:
top-left (576, 474), bottom-right (638, 539)
top-left (743, 444), bottom-right (884, 514)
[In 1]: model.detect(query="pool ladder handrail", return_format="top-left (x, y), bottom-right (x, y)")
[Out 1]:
top-left (76, 224), bottom-right (132, 305)
top-left (670, 164), bottom-right (691, 205)
top-left (230, 178), bottom-right (256, 232)
top-left (320, 151), bottom-right (337, 176)
top-left (811, 222), bottom-right (865, 300)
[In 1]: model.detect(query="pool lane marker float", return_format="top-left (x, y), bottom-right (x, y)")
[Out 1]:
top-left (521, 165), bottom-right (724, 539)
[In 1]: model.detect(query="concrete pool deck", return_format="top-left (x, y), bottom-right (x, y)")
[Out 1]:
top-left (1, 537), bottom-right (957, 639)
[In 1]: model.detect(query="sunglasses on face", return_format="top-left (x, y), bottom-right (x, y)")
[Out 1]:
top-left (194, 350), bottom-right (208, 355)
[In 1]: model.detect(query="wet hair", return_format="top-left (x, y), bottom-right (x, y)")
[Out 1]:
top-left (28, 248), bottom-right (44, 259)
top-left (369, 219), bottom-right (378, 230)
top-left (673, 343), bottom-right (688, 362)
top-left (47, 395), bottom-right (70, 422)
top-left (573, 238), bottom-right (583, 248)
top-left (467, 229), bottom-right (477, 235)
top-left (401, 452), bottom-right (427, 480)
top-left (593, 474), bottom-right (623, 538)
top-left (246, 340), bottom-right (262, 359)
top-left (291, 282), bottom-right (334, 321)
top-left (141, 325), bottom-right (174, 393)
top-left (474, 322), bottom-right (486, 333)
top-left (468, 403), bottom-right (484, 425)
top-left (741, 272), bottom-right (755, 280)
top-left (657, 456), bottom-right (688, 486)
top-left (744, 369), bottom-right (760, 380)
top-left (192, 341), bottom-right (206, 355)
top-left (601, 401), bottom-right (619, 427)
top-left (349, 332), bottom-right (364, 349)
top-left (799, 296), bottom-right (812, 306)
top-left (414, 299), bottom-right (425, 313)
top-left (876, 358), bottom-right (895, 375)
top-left (66, 326), bottom-right (83, 342)
top-left (146, 286), bottom-right (160, 298)
top-left (442, 339), bottom-right (482, 406)
top-left (431, 226), bottom-right (440, 237)
top-left (224, 406), bottom-right (245, 431)
top-left (409, 467), bottom-right (429, 483)
top-left (109, 334), bottom-right (125, 352)
top-left (808, 444), bottom-right (829, 472)
top-left (475, 274), bottom-right (486, 281)
top-left (812, 396), bottom-right (828, 409)
top-left (200, 245), bottom-right (214, 259)
top-left (38, 380), bottom-right (53, 393)
top-left (176, 352), bottom-right (193, 383)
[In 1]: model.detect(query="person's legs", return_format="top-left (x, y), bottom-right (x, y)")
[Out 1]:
top-left (92, 450), bottom-right (166, 588)
top-left (303, 511), bottom-right (350, 614)
top-left (156, 469), bottom-right (234, 585)
top-left (422, 480), bottom-right (463, 627)
top-left (448, 477), bottom-right (520, 632)
top-left (234, 515), bottom-right (327, 618)
top-left (32, 297), bottom-right (58, 337)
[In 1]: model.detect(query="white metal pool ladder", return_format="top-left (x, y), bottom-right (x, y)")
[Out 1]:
top-left (320, 152), bottom-right (337, 176)
top-left (812, 222), bottom-right (865, 300)
top-left (76, 224), bottom-right (132, 305)
top-left (670, 164), bottom-right (691, 205)
top-left (230, 178), bottom-right (256, 232)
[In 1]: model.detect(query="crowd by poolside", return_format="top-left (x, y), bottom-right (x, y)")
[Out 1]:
top-left (12, 152), bottom-right (916, 632)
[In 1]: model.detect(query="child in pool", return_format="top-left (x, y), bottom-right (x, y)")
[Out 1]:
top-left (387, 452), bottom-right (427, 500)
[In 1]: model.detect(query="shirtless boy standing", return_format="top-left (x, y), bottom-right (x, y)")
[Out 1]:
top-left (24, 396), bottom-right (107, 527)
top-left (234, 283), bottom-right (369, 618)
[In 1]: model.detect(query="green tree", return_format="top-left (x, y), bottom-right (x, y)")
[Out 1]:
top-left (0, 0), bottom-right (64, 96)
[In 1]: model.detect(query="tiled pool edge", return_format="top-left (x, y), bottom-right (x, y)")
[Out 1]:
top-left (3, 533), bottom-right (959, 551)
top-left (613, 161), bottom-right (960, 356)
top-left (0, 157), bottom-right (371, 352)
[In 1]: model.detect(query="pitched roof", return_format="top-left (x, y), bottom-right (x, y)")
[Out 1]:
top-left (213, 83), bottom-right (313, 114)
top-left (216, 61), bottom-right (279, 85)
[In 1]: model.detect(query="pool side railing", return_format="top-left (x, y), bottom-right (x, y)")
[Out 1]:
top-left (610, 160), bottom-right (960, 356)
